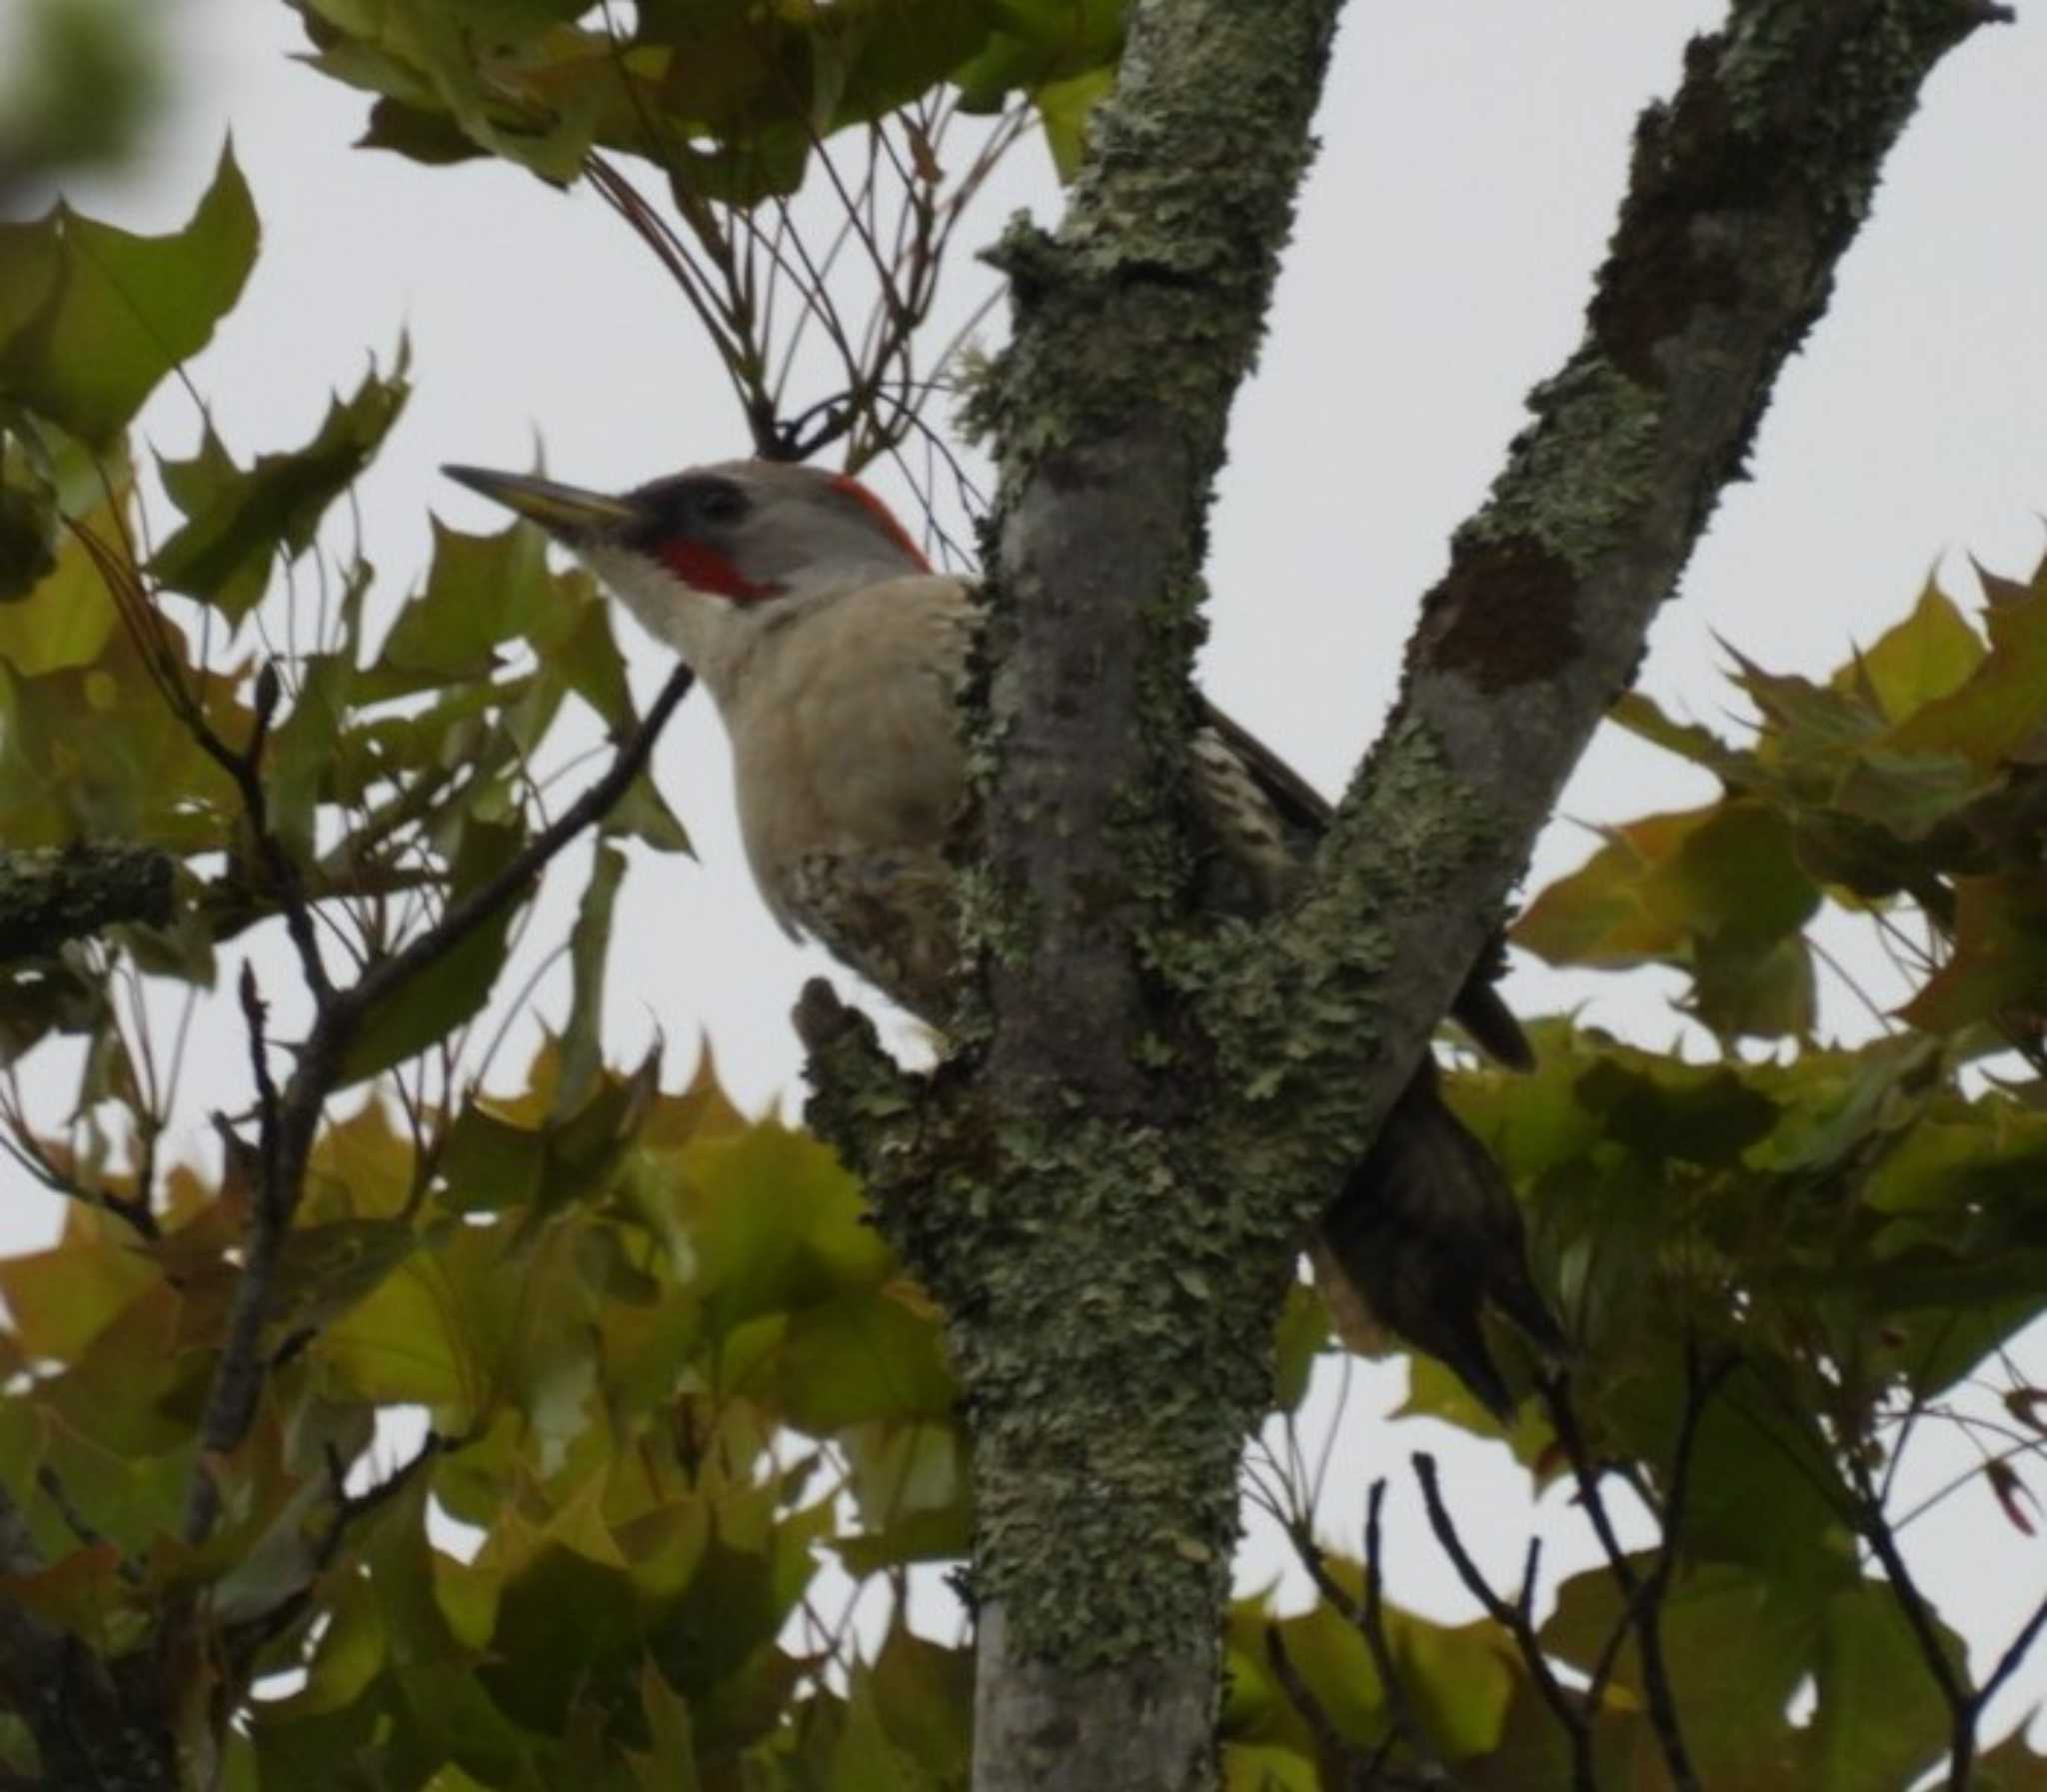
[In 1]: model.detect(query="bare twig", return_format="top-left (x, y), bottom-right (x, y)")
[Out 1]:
top-left (180, 660), bottom-right (698, 1547)
top-left (224, 1430), bottom-right (452, 1677)
top-left (343, 662), bottom-right (694, 1019)
top-left (1976, 1591), bottom-right (2047, 1722)
top-left (1412, 1452), bottom-right (1593, 1789)
top-left (1539, 1359), bottom-right (1724, 1792)
top-left (1847, 1431), bottom-right (2047, 1792)
top-left (1278, 1491), bottom-right (1447, 1784)
top-left (1262, 1622), bottom-right (1388, 1792)
top-left (1359, 1483), bottom-right (1444, 1784)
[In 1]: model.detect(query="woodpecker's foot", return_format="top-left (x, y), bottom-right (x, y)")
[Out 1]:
top-left (792, 975), bottom-right (863, 1053)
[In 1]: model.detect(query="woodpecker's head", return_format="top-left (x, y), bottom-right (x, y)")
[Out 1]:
top-left (442, 459), bottom-right (933, 692)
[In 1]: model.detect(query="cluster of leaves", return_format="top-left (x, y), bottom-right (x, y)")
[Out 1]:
top-left (0, 1043), bottom-right (982, 1788)
top-left (0, 146), bottom-right (685, 1062)
top-left (286, 0), bottom-right (1121, 477)
top-left (1197, 571), bottom-right (2047, 1788)
top-left (288, 0), bottom-right (1124, 197)
top-left (1501, 562), bottom-right (2047, 1472)
top-left (1353, 572), bottom-right (2047, 1789)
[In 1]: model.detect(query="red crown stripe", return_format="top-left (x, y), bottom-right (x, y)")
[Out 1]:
top-left (829, 475), bottom-right (932, 573)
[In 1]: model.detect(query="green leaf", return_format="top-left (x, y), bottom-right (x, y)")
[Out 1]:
top-left (299, 1), bottom-right (602, 182)
top-left (0, 1211), bottom-right (160, 1361)
top-left (382, 511), bottom-right (586, 676)
top-left (477, 1488), bottom-right (643, 1733)
top-left (831, 1668), bottom-right (939, 1792)
top-left (339, 818), bottom-right (524, 1082)
top-left (1729, 645), bottom-right (1886, 771)
top-left (556, 842), bottom-right (626, 1117)
top-left (1570, 1059), bottom-right (1779, 1167)
top-left (1545, 1559), bottom-right (1813, 1785)
top-left (1393, 1614), bottom-right (1513, 1760)
top-left (440, 1097), bottom-right (548, 1215)
top-left (1034, 66), bottom-right (1113, 180)
top-left (359, 94), bottom-right (490, 164)
top-left (1514, 798), bottom-right (1818, 978)
top-left (1851, 579), bottom-right (1985, 722)
top-left (776, 1283), bottom-right (956, 1432)
top-left (1831, 745), bottom-right (1995, 842)
top-left (277, 1566), bottom-right (387, 1717)
top-left (834, 1417), bottom-right (969, 1565)
top-left (1889, 586), bottom-right (2047, 769)
top-left (606, 765), bottom-right (693, 852)
top-left (0, 478), bottom-right (57, 602)
top-left (684, 1121), bottom-right (890, 1340)
top-left (0, 142), bottom-right (258, 444)
top-left (1609, 689), bottom-right (1748, 778)
top-left (0, 473), bottom-right (122, 674)
top-left (149, 347), bottom-right (411, 620)
top-left (1794, 1578), bottom-right (1956, 1791)
top-left (954, 0), bottom-right (1126, 109)
top-left (1900, 873), bottom-right (2047, 1034)
top-left (1688, 927), bottom-right (1816, 1041)
top-left (629, 1659), bottom-right (703, 1792)
top-left (867, 1625), bottom-right (973, 1785)
top-left (1271, 1280), bottom-right (1329, 1414)
top-left (551, 593), bottom-right (635, 731)
top-left (1219, 1743), bottom-right (1318, 1792)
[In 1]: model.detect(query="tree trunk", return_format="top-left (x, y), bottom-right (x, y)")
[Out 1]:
top-left (800, 4), bottom-right (2009, 1790)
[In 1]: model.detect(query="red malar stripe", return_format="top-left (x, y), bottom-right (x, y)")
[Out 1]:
top-left (659, 540), bottom-right (777, 603)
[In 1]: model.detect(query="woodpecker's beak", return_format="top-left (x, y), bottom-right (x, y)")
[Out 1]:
top-left (441, 466), bottom-right (639, 541)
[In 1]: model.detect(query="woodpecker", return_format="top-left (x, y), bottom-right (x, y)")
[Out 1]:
top-left (444, 458), bottom-right (1566, 1420)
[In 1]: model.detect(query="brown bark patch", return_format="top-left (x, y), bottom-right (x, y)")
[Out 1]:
top-left (1417, 535), bottom-right (1582, 692)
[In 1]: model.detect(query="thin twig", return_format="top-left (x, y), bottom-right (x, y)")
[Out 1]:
top-left (1625, 1348), bottom-right (1732, 1792)
top-left (1279, 1505), bottom-right (1447, 1782)
top-left (343, 662), bottom-right (694, 1019)
top-left (1975, 1590), bottom-right (2047, 1729)
top-left (1411, 1452), bottom-right (1593, 1789)
top-left (180, 661), bottom-right (698, 1547)
top-left (224, 1430), bottom-right (452, 1676)
top-left (1262, 1623), bottom-right (1386, 1792)
top-left (1855, 1452), bottom-right (1976, 1784)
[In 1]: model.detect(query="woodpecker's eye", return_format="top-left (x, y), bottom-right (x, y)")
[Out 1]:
top-left (628, 473), bottom-right (752, 550)
top-left (691, 481), bottom-right (748, 526)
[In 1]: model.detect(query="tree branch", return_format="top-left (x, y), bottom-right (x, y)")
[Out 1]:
top-left (948, 0), bottom-right (1350, 1783)
top-left (1979, 1590), bottom-right (2047, 1715)
top-left (0, 843), bottom-right (172, 962)
top-left (1412, 1451), bottom-right (1591, 1780)
top-left (1206, 0), bottom-right (2012, 1288)
top-left (180, 662), bottom-right (697, 1546)
top-left (1276, 1487), bottom-right (1450, 1786)
top-left (1261, 1624), bottom-right (1385, 1792)
top-left (1855, 1453), bottom-right (1975, 1781)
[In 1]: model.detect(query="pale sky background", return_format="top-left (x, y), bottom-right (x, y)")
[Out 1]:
top-left (12, 0), bottom-right (2047, 1756)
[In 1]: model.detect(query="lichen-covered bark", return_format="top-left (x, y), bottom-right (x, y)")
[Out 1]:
top-left (802, 4), bottom-right (2003, 1791)
top-left (953, 0), bottom-right (1348, 1785)
top-left (0, 1493), bottom-right (180, 1792)
top-left (0, 844), bottom-right (172, 963)
top-left (1200, 0), bottom-right (2008, 1285)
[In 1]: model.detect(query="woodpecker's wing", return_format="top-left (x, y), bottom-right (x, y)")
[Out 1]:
top-left (1195, 698), bottom-right (1532, 1070)
top-left (1195, 698), bottom-right (1334, 847)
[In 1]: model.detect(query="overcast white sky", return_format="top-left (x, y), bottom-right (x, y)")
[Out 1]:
top-left (16, 0), bottom-right (2047, 1749)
